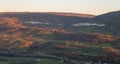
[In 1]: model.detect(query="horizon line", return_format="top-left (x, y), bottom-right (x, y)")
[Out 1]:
top-left (0, 10), bottom-right (119, 15)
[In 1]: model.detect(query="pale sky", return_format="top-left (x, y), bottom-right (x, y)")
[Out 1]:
top-left (0, 0), bottom-right (120, 15)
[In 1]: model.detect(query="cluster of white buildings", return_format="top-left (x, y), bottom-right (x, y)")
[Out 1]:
top-left (73, 23), bottom-right (105, 27)
top-left (24, 21), bottom-right (106, 27)
top-left (24, 21), bottom-right (51, 25)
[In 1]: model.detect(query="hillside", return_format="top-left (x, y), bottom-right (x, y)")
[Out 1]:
top-left (0, 11), bottom-right (120, 64)
top-left (0, 12), bottom-right (95, 30)
top-left (0, 12), bottom-right (94, 23)
top-left (0, 17), bottom-right (118, 49)
top-left (71, 10), bottom-right (120, 35)
top-left (0, 17), bottom-right (26, 29)
top-left (90, 11), bottom-right (120, 29)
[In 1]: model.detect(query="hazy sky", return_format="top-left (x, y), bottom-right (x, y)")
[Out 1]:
top-left (0, 0), bottom-right (120, 15)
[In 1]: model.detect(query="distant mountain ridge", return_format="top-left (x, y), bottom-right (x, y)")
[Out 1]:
top-left (0, 12), bottom-right (95, 18)
top-left (0, 12), bottom-right (95, 29)
top-left (46, 12), bottom-right (95, 18)
top-left (90, 10), bottom-right (120, 25)
top-left (0, 11), bottom-right (120, 31)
